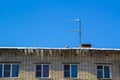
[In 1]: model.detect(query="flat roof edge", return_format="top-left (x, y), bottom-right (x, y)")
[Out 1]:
top-left (0, 47), bottom-right (119, 51)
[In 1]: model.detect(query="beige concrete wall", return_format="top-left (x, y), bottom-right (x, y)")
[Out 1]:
top-left (0, 49), bottom-right (119, 80)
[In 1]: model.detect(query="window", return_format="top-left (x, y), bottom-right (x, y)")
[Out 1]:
top-left (64, 64), bottom-right (78, 78)
top-left (97, 65), bottom-right (111, 79)
top-left (0, 64), bottom-right (19, 78)
top-left (36, 64), bottom-right (49, 78)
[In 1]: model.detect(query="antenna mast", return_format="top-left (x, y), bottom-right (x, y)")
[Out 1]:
top-left (68, 19), bottom-right (82, 47)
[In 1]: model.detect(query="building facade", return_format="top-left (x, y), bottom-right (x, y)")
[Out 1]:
top-left (0, 47), bottom-right (119, 80)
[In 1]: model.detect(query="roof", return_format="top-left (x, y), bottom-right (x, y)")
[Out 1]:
top-left (0, 47), bottom-right (119, 51)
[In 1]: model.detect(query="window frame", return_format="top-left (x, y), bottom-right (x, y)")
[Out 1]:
top-left (35, 64), bottom-right (50, 78)
top-left (97, 65), bottom-right (112, 79)
top-left (64, 64), bottom-right (78, 78)
top-left (0, 64), bottom-right (19, 78)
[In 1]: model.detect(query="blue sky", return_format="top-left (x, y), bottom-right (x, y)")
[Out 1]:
top-left (0, 0), bottom-right (120, 48)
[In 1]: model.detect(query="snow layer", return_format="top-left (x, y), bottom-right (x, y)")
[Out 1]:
top-left (0, 47), bottom-right (119, 51)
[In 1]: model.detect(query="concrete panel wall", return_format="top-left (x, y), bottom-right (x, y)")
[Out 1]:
top-left (0, 49), bottom-right (119, 80)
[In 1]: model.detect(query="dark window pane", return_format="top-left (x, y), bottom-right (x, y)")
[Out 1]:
top-left (0, 65), bottom-right (2, 77)
top-left (64, 65), bottom-right (70, 70)
top-left (43, 65), bottom-right (49, 77)
top-left (64, 71), bottom-right (70, 77)
top-left (36, 71), bottom-right (41, 77)
top-left (4, 65), bottom-right (10, 70)
top-left (71, 65), bottom-right (77, 77)
top-left (12, 65), bottom-right (19, 77)
top-left (4, 71), bottom-right (10, 77)
top-left (97, 66), bottom-right (103, 69)
top-left (36, 65), bottom-right (41, 70)
top-left (4, 65), bottom-right (10, 77)
top-left (104, 66), bottom-right (110, 78)
top-left (97, 70), bottom-right (103, 78)
top-left (64, 65), bottom-right (70, 78)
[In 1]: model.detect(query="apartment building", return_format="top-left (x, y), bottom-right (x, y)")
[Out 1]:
top-left (0, 47), bottom-right (119, 80)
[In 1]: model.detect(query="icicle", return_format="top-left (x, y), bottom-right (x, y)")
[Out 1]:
top-left (28, 49), bottom-right (30, 54)
top-left (41, 49), bottom-right (44, 60)
top-left (76, 49), bottom-right (79, 55)
top-left (49, 49), bottom-right (52, 55)
top-left (58, 49), bottom-right (61, 55)
top-left (36, 49), bottom-right (39, 56)
top-left (31, 49), bottom-right (33, 53)
top-left (24, 49), bottom-right (27, 55)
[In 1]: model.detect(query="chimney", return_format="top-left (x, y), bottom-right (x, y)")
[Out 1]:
top-left (81, 44), bottom-right (91, 48)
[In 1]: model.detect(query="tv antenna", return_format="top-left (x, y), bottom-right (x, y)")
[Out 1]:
top-left (68, 19), bottom-right (82, 47)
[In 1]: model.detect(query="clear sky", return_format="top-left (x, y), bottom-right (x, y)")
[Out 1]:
top-left (0, 0), bottom-right (120, 48)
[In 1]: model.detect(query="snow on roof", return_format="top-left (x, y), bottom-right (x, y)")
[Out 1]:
top-left (0, 47), bottom-right (119, 51)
